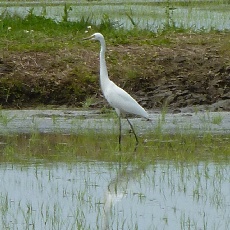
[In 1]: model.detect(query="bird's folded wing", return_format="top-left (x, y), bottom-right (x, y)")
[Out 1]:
top-left (104, 81), bottom-right (148, 118)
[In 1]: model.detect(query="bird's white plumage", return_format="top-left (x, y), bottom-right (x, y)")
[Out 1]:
top-left (85, 32), bottom-right (148, 119)
top-left (103, 80), bottom-right (148, 118)
top-left (84, 32), bottom-right (149, 144)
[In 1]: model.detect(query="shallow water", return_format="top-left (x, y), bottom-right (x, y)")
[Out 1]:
top-left (0, 159), bottom-right (229, 229)
top-left (0, 109), bottom-right (230, 135)
top-left (0, 110), bottom-right (229, 229)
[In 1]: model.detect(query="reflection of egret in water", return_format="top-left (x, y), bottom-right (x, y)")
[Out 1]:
top-left (102, 166), bottom-right (145, 230)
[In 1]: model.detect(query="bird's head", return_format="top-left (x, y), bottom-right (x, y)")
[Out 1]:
top-left (83, 33), bottom-right (104, 42)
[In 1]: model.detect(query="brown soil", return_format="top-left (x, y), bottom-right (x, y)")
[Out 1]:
top-left (0, 32), bottom-right (230, 112)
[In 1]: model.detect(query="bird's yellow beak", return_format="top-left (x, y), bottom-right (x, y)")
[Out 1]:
top-left (82, 34), bottom-right (94, 41)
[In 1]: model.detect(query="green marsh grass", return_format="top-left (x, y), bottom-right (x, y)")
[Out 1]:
top-left (0, 131), bottom-right (229, 164)
top-left (211, 113), bottom-right (223, 125)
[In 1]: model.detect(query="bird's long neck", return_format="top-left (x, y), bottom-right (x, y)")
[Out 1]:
top-left (99, 39), bottom-right (110, 93)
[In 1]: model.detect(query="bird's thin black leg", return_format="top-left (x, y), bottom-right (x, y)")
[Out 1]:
top-left (126, 118), bottom-right (138, 144)
top-left (118, 116), bottom-right (121, 147)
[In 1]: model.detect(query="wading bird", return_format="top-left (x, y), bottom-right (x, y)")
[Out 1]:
top-left (83, 33), bottom-right (149, 146)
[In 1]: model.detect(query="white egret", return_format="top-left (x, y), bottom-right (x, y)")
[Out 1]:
top-left (83, 33), bottom-right (149, 146)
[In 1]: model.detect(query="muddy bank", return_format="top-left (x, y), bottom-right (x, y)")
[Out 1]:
top-left (0, 32), bottom-right (230, 111)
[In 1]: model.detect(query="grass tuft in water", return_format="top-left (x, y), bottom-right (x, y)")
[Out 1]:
top-left (0, 131), bottom-right (229, 165)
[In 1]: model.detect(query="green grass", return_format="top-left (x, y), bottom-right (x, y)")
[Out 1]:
top-left (1, 131), bottom-right (229, 165)
top-left (0, 3), bottom-right (207, 52)
top-left (0, 13), bottom-right (88, 51)
top-left (7, 19), bottom-right (158, 50)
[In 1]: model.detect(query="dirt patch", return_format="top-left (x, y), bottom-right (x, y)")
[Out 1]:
top-left (0, 32), bottom-right (230, 111)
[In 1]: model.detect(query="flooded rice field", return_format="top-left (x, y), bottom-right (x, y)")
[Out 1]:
top-left (1, 161), bottom-right (229, 229)
top-left (1, 1), bottom-right (230, 31)
top-left (0, 109), bottom-right (230, 229)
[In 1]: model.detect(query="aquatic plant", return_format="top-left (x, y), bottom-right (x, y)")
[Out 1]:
top-left (62, 3), bottom-right (72, 22)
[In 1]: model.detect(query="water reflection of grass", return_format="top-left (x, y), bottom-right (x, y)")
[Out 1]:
top-left (0, 131), bottom-right (229, 229)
